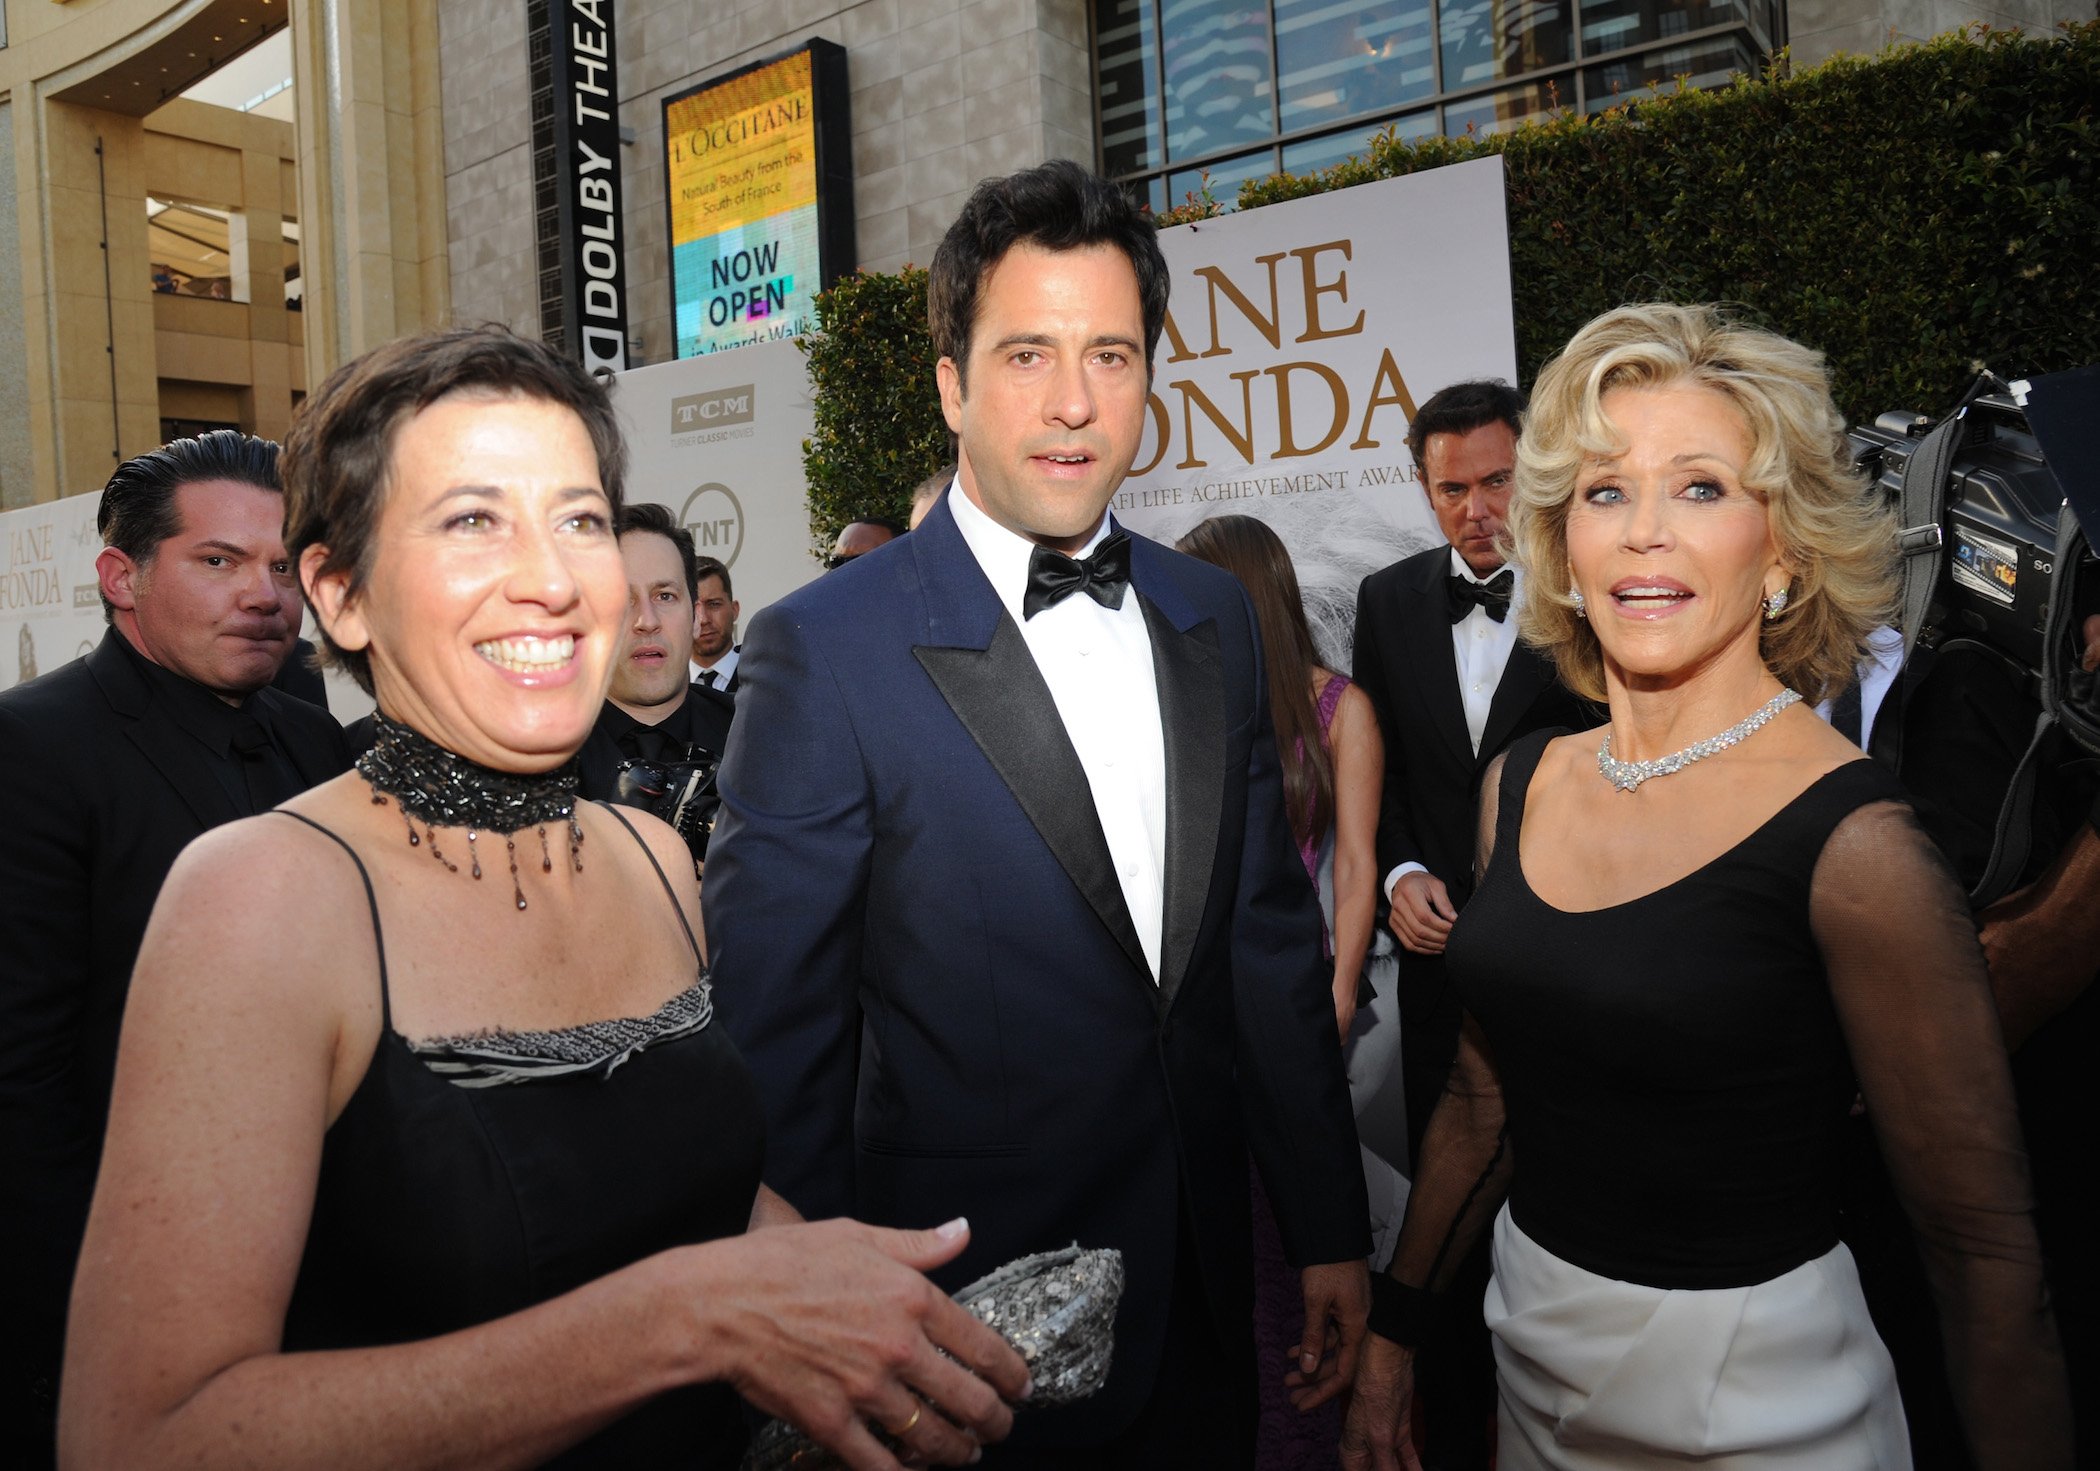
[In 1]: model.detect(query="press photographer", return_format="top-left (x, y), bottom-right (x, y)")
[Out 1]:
top-left (1848, 365), bottom-right (2100, 1466)
top-left (579, 503), bottom-right (733, 865)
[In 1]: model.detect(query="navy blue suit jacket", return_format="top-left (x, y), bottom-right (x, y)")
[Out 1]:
top-left (705, 498), bottom-right (1368, 1444)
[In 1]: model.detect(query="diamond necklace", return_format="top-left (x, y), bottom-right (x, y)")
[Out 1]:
top-left (1597, 688), bottom-right (1802, 793)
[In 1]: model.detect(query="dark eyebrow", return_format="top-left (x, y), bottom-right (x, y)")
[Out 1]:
top-left (434, 484), bottom-right (605, 503)
top-left (987, 332), bottom-right (1143, 354)
top-left (191, 539), bottom-right (255, 557)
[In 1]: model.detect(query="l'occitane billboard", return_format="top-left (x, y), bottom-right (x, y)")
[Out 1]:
top-left (663, 40), bottom-right (853, 358)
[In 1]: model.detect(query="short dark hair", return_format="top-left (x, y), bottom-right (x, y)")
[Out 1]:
top-left (283, 325), bottom-right (628, 693)
top-left (1405, 380), bottom-right (1527, 473)
top-left (693, 555), bottom-right (732, 601)
top-left (912, 465), bottom-right (954, 512)
top-left (616, 501), bottom-right (698, 601)
top-left (844, 515), bottom-right (908, 538)
top-left (97, 430), bottom-right (281, 619)
top-left (928, 159), bottom-right (1169, 387)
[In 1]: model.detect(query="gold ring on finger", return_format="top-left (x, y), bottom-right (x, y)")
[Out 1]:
top-left (890, 1403), bottom-right (923, 1437)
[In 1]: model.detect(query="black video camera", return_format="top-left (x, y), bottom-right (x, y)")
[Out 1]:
top-left (611, 743), bottom-right (723, 865)
top-left (1849, 377), bottom-right (2099, 756)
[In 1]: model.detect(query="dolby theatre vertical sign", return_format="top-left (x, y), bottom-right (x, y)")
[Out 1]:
top-left (553, 0), bottom-right (627, 374)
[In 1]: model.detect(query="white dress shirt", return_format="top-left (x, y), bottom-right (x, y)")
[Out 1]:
top-left (1383, 550), bottom-right (1522, 903)
top-left (689, 645), bottom-right (740, 689)
top-left (949, 481), bottom-right (1168, 981)
top-left (1813, 623), bottom-right (1902, 749)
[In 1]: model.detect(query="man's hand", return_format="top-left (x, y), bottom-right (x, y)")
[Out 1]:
top-left (1387, 871), bottom-right (1456, 955)
top-left (1284, 1258), bottom-right (1369, 1412)
top-left (1979, 822), bottom-right (2100, 1052)
top-left (1338, 1333), bottom-right (1424, 1471)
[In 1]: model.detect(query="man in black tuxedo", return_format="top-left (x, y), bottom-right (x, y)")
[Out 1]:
top-left (0, 432), bottom-right (350, 1464)
top-left (579, 505), bottom-right (734, 849)
top-left (1349, 381), bottom-right (1591, 1470)
top-left (708, 161), bottom-right (1369, 1464)
top-left (686, 553), bottom-right (740, 695)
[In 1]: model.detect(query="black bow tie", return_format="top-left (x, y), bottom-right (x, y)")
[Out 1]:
top-left (1023, 532), bottom-right (1133, 621)
top-left (1447, 569), bottom-right (1514, 624)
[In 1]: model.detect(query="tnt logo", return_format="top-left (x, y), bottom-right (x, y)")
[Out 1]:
top-left (671, 385), bottom-right (756, 432)
top-left (678, 483), bottom-right (745, 568)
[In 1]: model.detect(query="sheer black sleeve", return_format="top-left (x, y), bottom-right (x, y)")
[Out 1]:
top-left (1378, 755), bottom-right (1515, 1300)
top-left (1813, 799), bottom-right (2072, 1470)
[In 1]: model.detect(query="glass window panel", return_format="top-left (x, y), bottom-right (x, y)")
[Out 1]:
top-left (1438, 0), bottom-right (1573, 90)
top-left (1579, 0), bottom-right (1747, 58)
top-left (1166, 147), bottom-right (1278, 212)
top-left (1160, 0), bottom-right (1276, 162)
top-left (1096, 0), bottom-right (1164, 175)
top-left (1275, 0), bottom-right (1435, 133)
top-left (1581, 35), bottom-right (1755, 110)
top-left (1123, 176), bottom-right (1171, 215)
top-left (1442, 78), bottom-right (1558, 136)
top-left (1280, 110), bottom-right (1436, 173)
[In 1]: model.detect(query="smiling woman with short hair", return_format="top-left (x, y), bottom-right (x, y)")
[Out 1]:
top-left (58, 325), bottom-right (1027, 1471)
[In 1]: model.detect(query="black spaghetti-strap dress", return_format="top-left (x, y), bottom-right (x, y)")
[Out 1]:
top-left (276, 806), bottom-right (765, 1468)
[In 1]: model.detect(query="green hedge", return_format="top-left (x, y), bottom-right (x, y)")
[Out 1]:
top-left (801, 23), bottom-right (2100, 544)
top-left (798, 267), bottom-right (949, 551)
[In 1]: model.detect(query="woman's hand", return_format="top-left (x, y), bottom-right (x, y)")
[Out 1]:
top-left (1339, 1336), bottom-right (1425, 1471)
top-left (1333, 971), bottom-right (1359, 1042)
top-left (689, 1217), bottom-right (1030, 1470)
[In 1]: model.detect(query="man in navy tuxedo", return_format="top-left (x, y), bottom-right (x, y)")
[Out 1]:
top-left (706, 161), bottom-right (1370, 1463)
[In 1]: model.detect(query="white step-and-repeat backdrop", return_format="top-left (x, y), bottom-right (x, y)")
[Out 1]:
top-left (1121, 156), bottom-right (1516, 668)
top-left (0, 491), bottom-right (111, 695)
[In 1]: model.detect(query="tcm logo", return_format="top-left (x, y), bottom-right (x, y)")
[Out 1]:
top-left (671, 385), bottom-right (756, 432)
top-left (678, 483), bottom-right (745, 567)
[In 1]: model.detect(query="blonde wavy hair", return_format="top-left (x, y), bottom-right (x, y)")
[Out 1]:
top-left (1510, 303), bottom-right (1897, 704)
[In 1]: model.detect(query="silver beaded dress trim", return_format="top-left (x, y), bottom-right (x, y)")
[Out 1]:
top-left (739, 1244), bottom-right (1125, 1471)
top-left (407, 976), bottom-right (714, 1088)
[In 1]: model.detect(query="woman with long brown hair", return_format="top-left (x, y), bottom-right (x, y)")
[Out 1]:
top-left (1178, 513), bottom-right (1401, 1469)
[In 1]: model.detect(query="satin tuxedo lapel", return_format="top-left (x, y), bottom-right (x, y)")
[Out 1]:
top-left (1131, 543), bottom-right (1223, 1013)
top-left (1409, 552), bottom-right (1475, 769)
top-left (909, 513), bottom-right (1153, 999)
top-left (86, 636), bottom-right (244, 831)
top-left (914, 622), bottom-right (1152, 991)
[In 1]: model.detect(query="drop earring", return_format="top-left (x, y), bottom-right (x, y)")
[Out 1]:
top-left (1762, 586), bottom-right (1790, 621)
top-left (1571, 588), bottom-right (1587, 620)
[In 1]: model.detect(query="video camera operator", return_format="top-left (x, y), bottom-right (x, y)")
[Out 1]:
top-left (577, 503), bottom-right (732, 868)
top-left (1849, 369), bottom-right (2100, 1467)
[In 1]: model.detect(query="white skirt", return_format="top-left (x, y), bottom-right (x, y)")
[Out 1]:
top-left (1485, 1206), bottom-right (1913, 1469)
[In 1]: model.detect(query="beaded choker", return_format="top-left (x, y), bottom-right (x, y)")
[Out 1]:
top-left (355, 714), bottom-right (584, 910)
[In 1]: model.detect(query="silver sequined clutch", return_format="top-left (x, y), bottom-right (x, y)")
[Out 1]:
top-left (738, 1244), bottom-right (1123, 1471)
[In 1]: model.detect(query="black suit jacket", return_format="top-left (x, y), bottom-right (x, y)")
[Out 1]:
top-left (1352, 546), bottom-right (1593, 907)
top-left (707, 501), bottom-right (1368, 1447)
top-left (576, 684), bottom-right (736, 802)
top-left (0, 631), bottom-right (351, 1450)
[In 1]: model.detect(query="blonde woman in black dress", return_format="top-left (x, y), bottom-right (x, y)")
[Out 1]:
top-left (1339, 304), bottom-right (2069, 1470)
